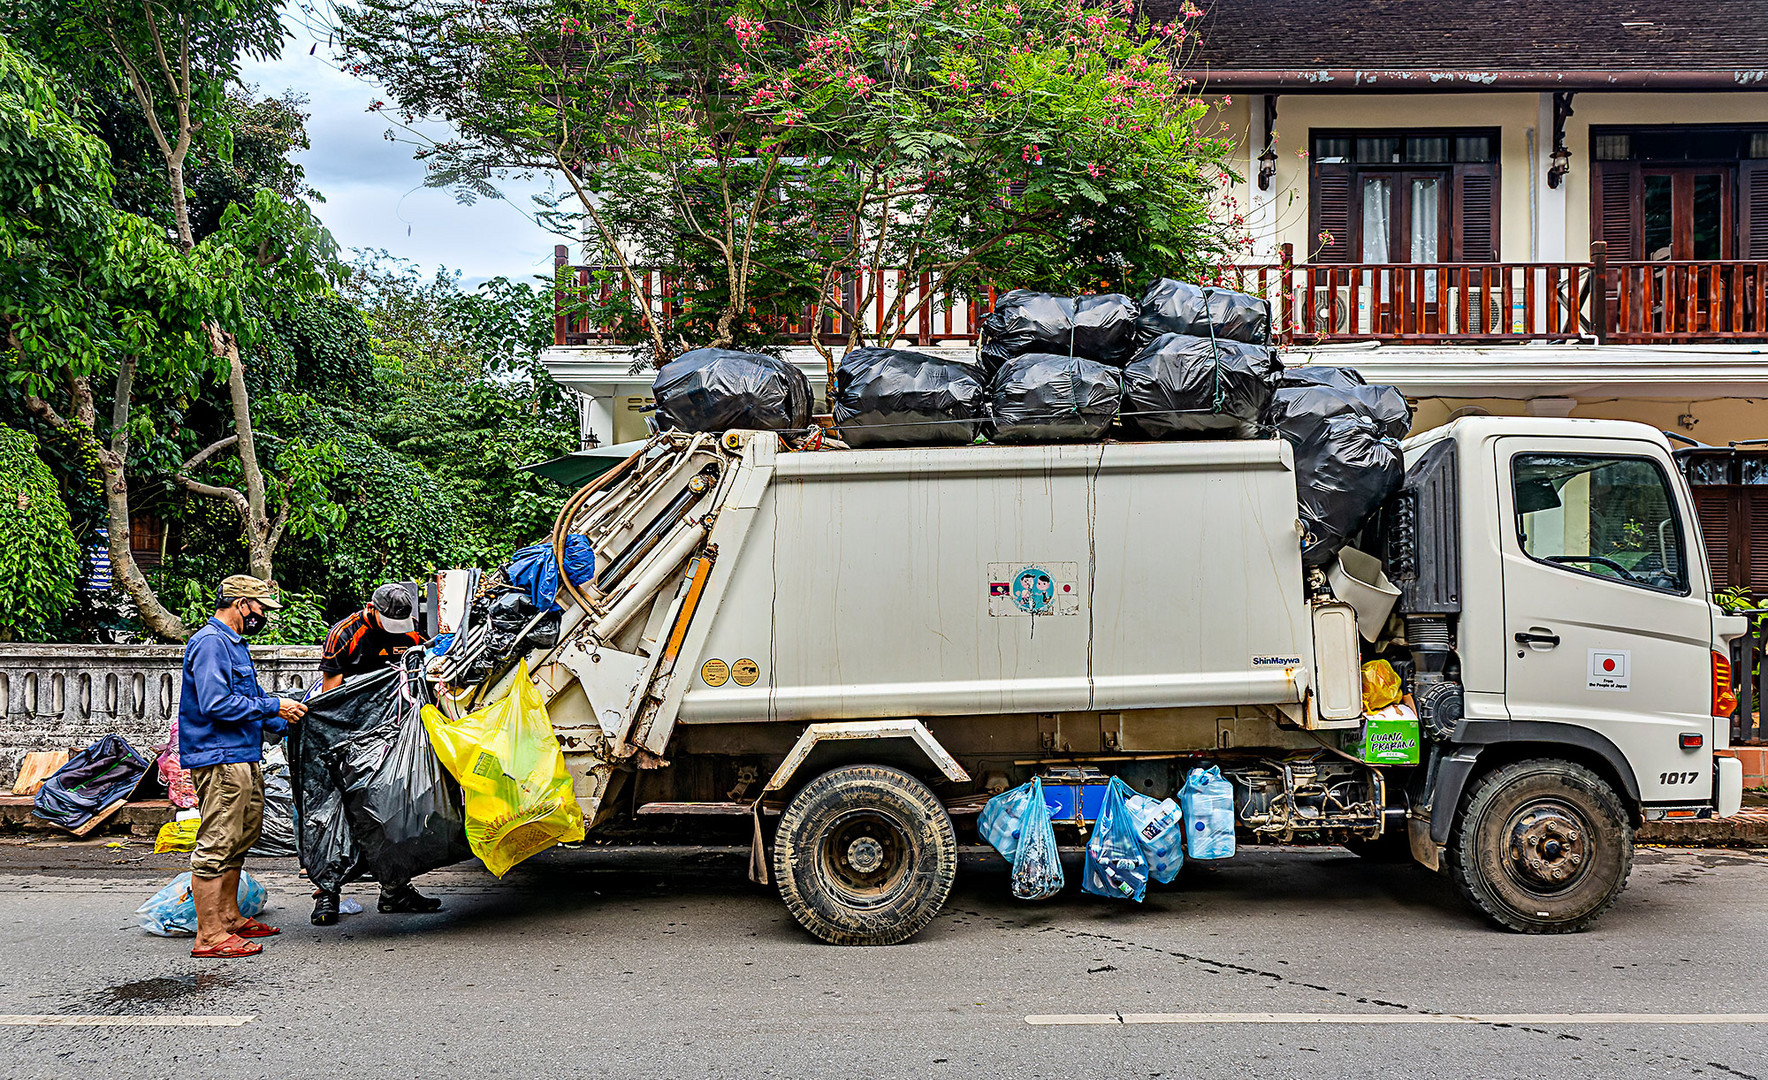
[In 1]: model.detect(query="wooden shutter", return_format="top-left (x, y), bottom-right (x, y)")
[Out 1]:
top-left (1592, 163), bottom-right (1639, 260)
top-left (1453, 163), bottom-right (1499, 261)
top-left (1747, 490), bottom-right (1768, 594)
top-left (1311, 164), bottom-right (1353, 263)
top-left (1695, 487), bottom-right (1735, 589)
top-left (1740, 162), bottom-right (1768, 261)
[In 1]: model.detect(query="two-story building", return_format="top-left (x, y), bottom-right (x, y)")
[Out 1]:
top-left (539, 0), bottom-right (1768, 588)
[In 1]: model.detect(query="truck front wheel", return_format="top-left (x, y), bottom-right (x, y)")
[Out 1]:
top-left (772, 765), bottom-right (957, 946)
top-left (1445, 757), bottom-right (1633, 933)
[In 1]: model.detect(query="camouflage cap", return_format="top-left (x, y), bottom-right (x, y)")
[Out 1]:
top-left (218, 574), bottom-right (283, 609)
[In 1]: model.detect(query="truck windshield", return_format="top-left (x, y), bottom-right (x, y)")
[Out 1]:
top-left (1512, 453), bottom-right (1688, 594)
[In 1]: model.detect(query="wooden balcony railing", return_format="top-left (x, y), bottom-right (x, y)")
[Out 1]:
top-left (553, 243), bottom-right (1768, 349)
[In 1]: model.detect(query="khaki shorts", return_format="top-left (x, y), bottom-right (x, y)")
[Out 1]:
top-left (190, 762), bottom-right (264, 879)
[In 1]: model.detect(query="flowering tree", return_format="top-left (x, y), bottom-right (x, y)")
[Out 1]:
top-left (336, 0), bottom-right (1237, 361)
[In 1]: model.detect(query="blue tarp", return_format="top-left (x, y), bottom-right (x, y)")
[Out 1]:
top-left (505, 536), bottom-right (596, 612)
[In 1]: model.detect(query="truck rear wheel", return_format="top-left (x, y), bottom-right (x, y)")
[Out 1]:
top-left (772, 765), bottom-right (957, 946)
top-left (1445, 758), bottom-right (1633, 934)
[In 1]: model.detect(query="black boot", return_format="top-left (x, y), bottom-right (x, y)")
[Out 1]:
top-left (378, 884), bottom-right (443, 914)
top-left (310, 891), bottom-right (340, 926)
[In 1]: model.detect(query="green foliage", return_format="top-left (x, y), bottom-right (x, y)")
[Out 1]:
top-left (173, 582), bottom-right (329, 645)
top-left (0, 427), bottom-right (81, 640)
top-left (334, 0), bottom-right (1238, 357)
top-left (322, 431), bottom-right (462, 599)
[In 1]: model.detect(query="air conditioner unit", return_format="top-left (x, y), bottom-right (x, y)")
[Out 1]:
top-left (1444, 287), bottom-right (1528, 335)
top-left (1306, 285), bottom-right (1374, 336)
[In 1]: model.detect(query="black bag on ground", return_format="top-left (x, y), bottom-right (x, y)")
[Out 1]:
top-left (1293, 413), bottom-right (1406, 566)
top-left (979, 291), bottom-right (1140, 373)
top-left (325, 707), bottom-right (471, 887)
top-left (989, 353), bottom-right (1122, 443)
top-left (32, 734), bottom-right (151, 831)
top-left (1265, 382), bottom-right (1413, 443)
top-left (249, 742), bottom-right (296, 857)
top-left (832, 347), bottom-right (987, 447)
top-left (291, 667), bottom-right (400, 893)
top-left (1135, 280), bottom-right (1270, 346)
top-left (652, 348), bottom-right (811, 433)
top-left (1121, 333), bottom-right (1283, 439)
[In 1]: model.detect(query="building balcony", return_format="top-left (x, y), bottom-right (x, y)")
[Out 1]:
top-left (552, 243), bottom-right (1768, 352)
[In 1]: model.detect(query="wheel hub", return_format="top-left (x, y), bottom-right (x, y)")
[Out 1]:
top-left (846, 836), bottom-right (885, 875)
top-left (1506, 804), bottom-right (1588, 890)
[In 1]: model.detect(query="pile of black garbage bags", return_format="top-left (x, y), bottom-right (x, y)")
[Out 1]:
top-left (647, 281), bottom-right (1412, 563)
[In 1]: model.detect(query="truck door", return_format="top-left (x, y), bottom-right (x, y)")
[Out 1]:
top-left (1497, 436), bottom-right (1713, 804)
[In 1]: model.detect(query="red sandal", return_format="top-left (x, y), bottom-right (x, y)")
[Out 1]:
top-left (233, 918), bottom-right (281, 938)
top-left (190, 934), bottom-right (263, 959)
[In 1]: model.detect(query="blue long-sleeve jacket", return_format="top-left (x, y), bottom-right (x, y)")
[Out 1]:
top-left (177, 618), bottom-right (287, 769)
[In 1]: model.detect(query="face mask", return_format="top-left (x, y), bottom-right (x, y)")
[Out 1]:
top-left (241, 607), bottom-right (269, 637)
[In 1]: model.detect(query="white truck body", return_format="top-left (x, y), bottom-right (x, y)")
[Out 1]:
top-left (443, 415), bottom-right (1746, 944)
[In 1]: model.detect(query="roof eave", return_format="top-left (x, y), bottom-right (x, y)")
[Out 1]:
top-left (1195, 68), bottom-right (1768, 92)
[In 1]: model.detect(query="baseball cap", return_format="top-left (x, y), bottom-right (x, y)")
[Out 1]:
top-left (372, 582), bottom-right (417, 634)
top-left (218, 574), bottom-right (283, 609)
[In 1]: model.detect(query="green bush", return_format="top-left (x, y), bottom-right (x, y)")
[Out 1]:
top-left (0, 428), bottom-right (82, 640)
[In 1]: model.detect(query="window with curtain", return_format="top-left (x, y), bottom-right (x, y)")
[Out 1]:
top-left (1309, 129), bottom-right (1499, 265)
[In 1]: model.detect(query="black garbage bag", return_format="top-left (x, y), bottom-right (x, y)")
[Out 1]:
top-left (1293, 413), bottom-right (1406, 566)
top-left (979, 291), bottom-right (1140, 373)
top-left (249, 742), bottom-right (296, 857)
top-left (1135, 280), bottom-right (1270, 346)
top-left (33, 734), bottom-right (151, 831)
top-left (325, 709), bottom-right (472, 887)
top-left (652, 347), bottom-right (811, 433)
top-left (1121, 333), bottom-right (1283, 439)
top-left (1279, 365), bottom-right (1366, 391)
top-left (832, 347), bottom-right (987, 447)
top-left (291, 667), bottom-right (401, 893)
top-left (1265, 383), bottom-right (1413, 443)
top-left (989, 353), bottom-right (1122, 443)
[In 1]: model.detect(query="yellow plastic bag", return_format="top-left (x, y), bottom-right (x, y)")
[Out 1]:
top-left (1362, 659), bottom-right (1403, 714)
top-left (421, 663), bottom-right (585, 877)
top-left (153, 817), bottom-right (200, 853)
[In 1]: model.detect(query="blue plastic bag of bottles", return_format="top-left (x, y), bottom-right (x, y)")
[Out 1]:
top-left (1180, 765), bottom-right (1237, 860)
top-left (134, 871), bottom-right (267, 937)
top-left (1122, 789), bottom-right (1185, 884)
top-left (1083, 777), bottom-right (1149, 902)
top-left (979, 778), bottom-right (1065, 900)
top-left (1010, 777), bottom-right (1064, 900)
top-left (979, 778), bottom-right (1039, 860)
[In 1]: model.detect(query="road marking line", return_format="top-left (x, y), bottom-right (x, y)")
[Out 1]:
top-left (0, 1015), bottom-right (256, 1027)
top-left (1025, 1012), bottom-right (1768, 1027)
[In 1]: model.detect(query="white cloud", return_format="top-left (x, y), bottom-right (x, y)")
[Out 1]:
top-left (240, 18), bottom-right (569, 286)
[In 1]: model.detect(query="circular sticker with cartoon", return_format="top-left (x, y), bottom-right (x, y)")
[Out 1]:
top-left (1012, 565), bottom-right (1056, 614)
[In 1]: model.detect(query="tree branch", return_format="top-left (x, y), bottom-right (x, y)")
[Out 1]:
top-left (179, 434), bottom-right (240, 474)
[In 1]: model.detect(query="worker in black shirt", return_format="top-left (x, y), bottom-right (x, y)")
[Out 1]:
top-left (318, 582), bottom-right (425, 692)
top-left (310, 583), bottom-right (444, 925)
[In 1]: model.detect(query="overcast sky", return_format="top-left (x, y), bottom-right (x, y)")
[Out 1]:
top-left (239, 19), bottom-right (562, 286)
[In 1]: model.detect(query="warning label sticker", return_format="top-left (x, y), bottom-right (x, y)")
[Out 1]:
top-left (987, 562), bottom-right (1080, 617)
top-left (1587, 648), bottom-right (1631, 692)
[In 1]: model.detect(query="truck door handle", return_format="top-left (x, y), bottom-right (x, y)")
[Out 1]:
top-left (1515, 631), bottom-right (1561, 648)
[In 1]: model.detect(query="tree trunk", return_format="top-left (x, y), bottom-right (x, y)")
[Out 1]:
top-left (28, 371), bottom-right (187, 642)
top-left (209, 326), bottom-right (274, 579)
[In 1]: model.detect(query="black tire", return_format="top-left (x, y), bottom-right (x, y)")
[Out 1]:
top-left (1445, 758), bottom-right (1633, 934)
top-left (772, 765), bottom-right (957, 946)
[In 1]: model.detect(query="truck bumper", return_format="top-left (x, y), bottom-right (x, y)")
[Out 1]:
top-left (1716, 756), bottom-right (1744, 818)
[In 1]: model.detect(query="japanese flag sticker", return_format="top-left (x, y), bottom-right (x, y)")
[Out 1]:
top-left (1588, 649), bottom-right (1631, 692)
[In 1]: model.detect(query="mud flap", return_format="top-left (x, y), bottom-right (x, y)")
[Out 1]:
top-left (748, 797), bottom-right (770, 885)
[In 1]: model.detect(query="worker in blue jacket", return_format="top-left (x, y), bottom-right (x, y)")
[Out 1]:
top-left (179, 575), bottom-right (308, 959)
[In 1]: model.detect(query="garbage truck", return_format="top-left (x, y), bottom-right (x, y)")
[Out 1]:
top-left (435, 415), bottom-right (1747, 944)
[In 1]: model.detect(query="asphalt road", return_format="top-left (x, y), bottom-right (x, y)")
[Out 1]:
top-left (1, 839), bottom-right (1765, 1080)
